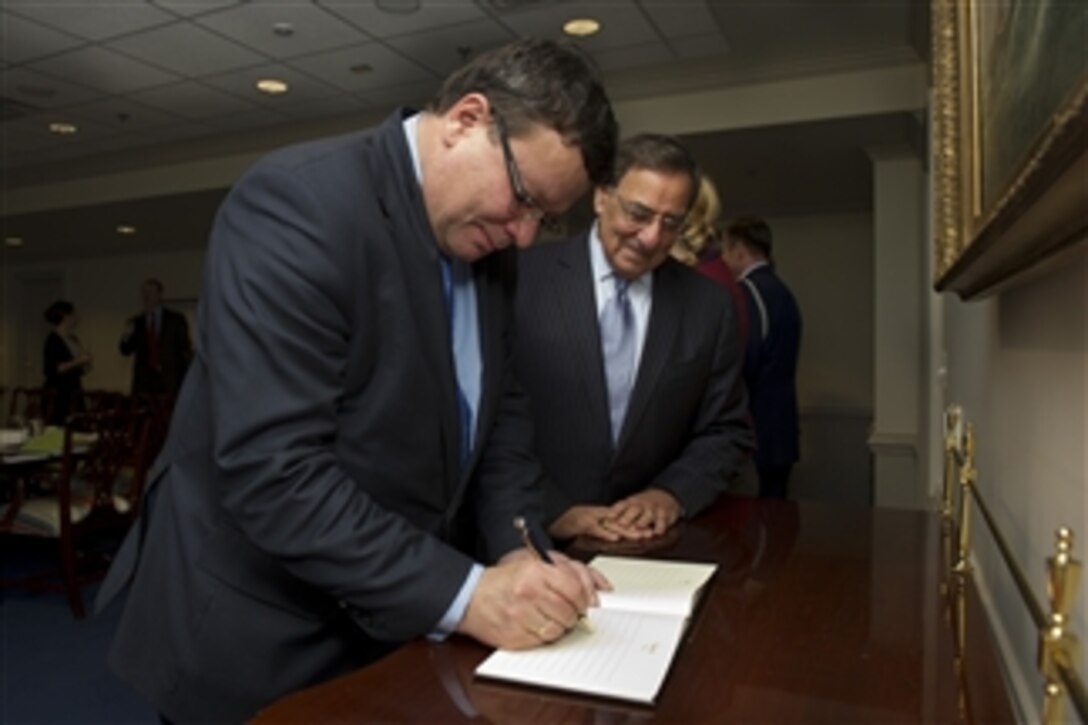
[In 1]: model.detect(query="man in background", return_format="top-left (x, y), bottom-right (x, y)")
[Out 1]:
top-left (511, 134), bottom-right (752, 543)
top-left (97, 39), bottom-right (617, 722)
top-left (723, 217), bottom-right (802, 498)
top-left (119, 278), bottom-right (192, 397)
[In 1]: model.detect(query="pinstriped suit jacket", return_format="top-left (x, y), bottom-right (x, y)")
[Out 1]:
top-left (513, 235), bottom-right (753, 527)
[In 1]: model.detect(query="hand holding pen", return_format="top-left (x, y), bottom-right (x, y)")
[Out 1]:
top-left (514, 516), bottom-right (601, 634)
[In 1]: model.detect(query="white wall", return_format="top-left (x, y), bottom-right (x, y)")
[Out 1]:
top-left (943, 241), bottom-right (1087, 722)
top-left (1, 249), bottom-right (206, 394)
top-left (771, 212), bottom-right (875, 505)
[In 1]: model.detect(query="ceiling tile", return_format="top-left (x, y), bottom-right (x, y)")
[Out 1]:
top-left (287, 43), bottom-right (434, 93)
top-left (639, 1), bottom-right (722, 40)
top-left (135, 121), bottom-right (215, 143)
top-left (358, 79), bottom-right (440, 110)
top-left (194, 2), bottom-right (371, 59)
top-left (589, 41), bottom-right (672, 72)
top-left (6, 0), bottom-right (177, 42)
top-left (277, 93), bottom-right (372, 120)
top-left (671, 33), bottom-right (730, 61)
top-left (28, 46), bottom-right (182, 94)
top-left (318, 0), bottom-right (487, 40)
top-left (60, 97), bottom-right (186, 132)
top-left (495, 1), bottom-right (658, 51)
top-left (110, 22), bottom-right (266, 77)
top-left (202, 107), bottom-right (291, 132)
top-left (0, 11), bottom-right (85, 64)
top-left (385, 20), bottom-right (514, 75)
top-left (2, 67), bottom-right (103, 110)
top-left (130, 80), bottom-right (261, 120)
top-left (202, 63), bottom-right (342, 108)
top-left (151, 0), bottom-right (244, 18)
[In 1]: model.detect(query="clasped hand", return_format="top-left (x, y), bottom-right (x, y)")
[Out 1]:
top-left (457, 549), bottom-right (610, 650)
top-left (549, 489), bottom-right (682, 542)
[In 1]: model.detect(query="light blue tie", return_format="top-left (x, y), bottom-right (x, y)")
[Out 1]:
top-left (600, 275), bottom-right (636, 443)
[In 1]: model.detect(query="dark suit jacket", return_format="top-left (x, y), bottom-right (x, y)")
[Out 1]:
top-left (119, 306), bottom-right (192, 396)
top-left (97, 109), bottom-right (543, 722)
top-left (738, 264), bottom-right (802, 467)
top-left (513, 236), bottom-right (753, 526)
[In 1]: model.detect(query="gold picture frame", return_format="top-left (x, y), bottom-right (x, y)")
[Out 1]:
top-left (932, 0), bottom-right (1088, 298)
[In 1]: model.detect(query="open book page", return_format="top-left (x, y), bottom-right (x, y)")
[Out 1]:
top-left (475, 556), bottom-right (718, 703)
top-left (474, 608), bottom-right (686, 704)
top-left (592, 556), bottom-right (717, 618)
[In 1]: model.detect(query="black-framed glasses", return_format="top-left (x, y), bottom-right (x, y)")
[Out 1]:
top-left (494, 113), bottom-right (562, 233)
top-left (611, 191), bottom-right (687, 235)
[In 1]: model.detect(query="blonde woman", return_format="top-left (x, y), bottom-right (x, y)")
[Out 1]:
top-left (677, 176), bottom-right (748, 345)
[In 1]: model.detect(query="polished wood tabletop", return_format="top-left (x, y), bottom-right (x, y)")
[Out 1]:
top-left (255, 496), bottom-right (1014, 723)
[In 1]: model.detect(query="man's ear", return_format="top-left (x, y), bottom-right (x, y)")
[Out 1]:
top-left (441, 92), bottom-right (491, 147)
top-left (593, 186), bottom-right (608, 218)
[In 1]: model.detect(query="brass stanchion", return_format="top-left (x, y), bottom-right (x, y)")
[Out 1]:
top-left (952, 424), bottom-right (975, 574)
top-left (941, 405), bottom-right (963, 520)
top-left (1039, 528), bottom-right (1082, 725)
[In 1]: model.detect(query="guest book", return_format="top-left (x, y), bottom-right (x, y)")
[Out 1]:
top-left (475, 555), bottom-right (717, 704)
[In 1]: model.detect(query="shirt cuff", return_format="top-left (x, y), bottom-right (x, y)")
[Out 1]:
top-left (428, 562), bottom-right (484, 641)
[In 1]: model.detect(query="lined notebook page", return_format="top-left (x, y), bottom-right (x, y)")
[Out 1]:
top-left (592, 556), bottom-right (717, 618)
top-left (474, 608), bottom-right (686, 703)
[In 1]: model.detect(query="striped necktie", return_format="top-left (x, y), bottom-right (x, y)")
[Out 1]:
top-left (600, 275), bottom-right (636, 443)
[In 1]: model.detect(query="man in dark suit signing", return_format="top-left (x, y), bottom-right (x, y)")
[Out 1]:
top-left (119, 278), bottom-right (192, 397)
top-left (97, 39), bottom-right (618, 722)
top-left (723, 217), bottom-right (802, 498)
top-left (513, 135), bottom-right (753, 543)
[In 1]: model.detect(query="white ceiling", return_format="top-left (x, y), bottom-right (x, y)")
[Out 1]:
top-left (1, 0), bottom-right (926, 260)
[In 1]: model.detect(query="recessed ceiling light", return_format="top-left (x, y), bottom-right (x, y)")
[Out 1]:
top-left (349, 63), bottom-right (373, 75)
top-left (48, 121), bottom-right (77, 135)
top-left (375, 0), bottom-right (421, 14)
top-left (256, 78), bottom-right (290, 95)
top-left (563, 18), bottom-right (601, 37)
top-left (5, 236), bottom-right (24, 247)
top-left (272, 21), bottom-right (294, 37)
top-left (116, 225), bottom-right (136, 235)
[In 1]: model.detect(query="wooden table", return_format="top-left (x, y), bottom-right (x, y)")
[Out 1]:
top-left (255, 497), bottom-right (1015, 723)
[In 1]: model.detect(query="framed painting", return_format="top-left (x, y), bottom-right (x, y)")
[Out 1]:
top-left (932, 0), bottom-right (1088, 298)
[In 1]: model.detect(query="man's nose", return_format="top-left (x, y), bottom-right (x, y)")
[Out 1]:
top-left (636, 219), bottom-right (669, 250)
top-left (506, 214), bottom-right (541, 249)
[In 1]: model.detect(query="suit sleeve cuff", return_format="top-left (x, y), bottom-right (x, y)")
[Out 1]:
top-left (428, 563), bottom-right (484, 641)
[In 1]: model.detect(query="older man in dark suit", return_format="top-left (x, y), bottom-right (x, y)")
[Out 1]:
top-left (119, 278), bottom-right (192, 397)
top-left (97, 39), bottom-right (617, 722)
top-left (512, 135), bottom-right (752, 543)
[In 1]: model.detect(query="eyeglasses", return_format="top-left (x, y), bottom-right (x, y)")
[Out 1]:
top-left (611, 191), bottom-right (687, 235)
top-left (494, 113), bottom-right (562, 233)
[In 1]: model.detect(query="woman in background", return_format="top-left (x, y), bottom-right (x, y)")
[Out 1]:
top-left (43, 300), bottom-right (92, 426)
top-left (674, 175), bottom-right (748, 346)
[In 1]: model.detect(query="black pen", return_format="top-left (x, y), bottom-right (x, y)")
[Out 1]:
top-left (513, 516), bottom-right (594, 632)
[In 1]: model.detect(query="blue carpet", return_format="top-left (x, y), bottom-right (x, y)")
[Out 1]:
top-left (1, 542), bottom-right (156, 724)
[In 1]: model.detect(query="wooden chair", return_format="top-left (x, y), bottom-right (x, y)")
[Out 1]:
top-left (82, 390), bottom-right (127, 415)
top-left (8, 387), bottom-right (56, 428)
top-left (1, 409), bottom-right (153, 619)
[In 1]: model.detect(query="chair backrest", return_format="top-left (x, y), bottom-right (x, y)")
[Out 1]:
top-left (82, 390), bottom-right (131, 416)
top-left (9, 387), bottom-right (56, 427)
top-left (58, 409), bottom-right (153, 529)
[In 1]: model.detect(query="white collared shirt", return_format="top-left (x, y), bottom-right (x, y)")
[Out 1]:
top-left (588, 223), bottom-right (653, 373)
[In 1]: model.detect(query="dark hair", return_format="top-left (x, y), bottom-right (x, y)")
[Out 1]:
top-left (44, 300), bottom-right (74, 326)
top-left (727, 216), bottom-right (774, 260)
top-left (143, 278), bottom-right (164, 293)
top-left (605, 134), bottom-right (700, 209)
top-left (428, 38), bottom-right (617, 184)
